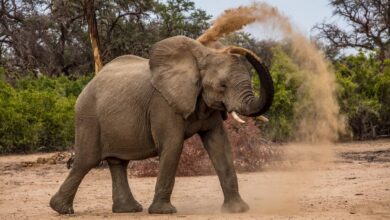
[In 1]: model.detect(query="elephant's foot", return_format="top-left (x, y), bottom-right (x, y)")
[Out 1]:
top-left (221, 198), bottom-right (249, 213)
top-left (113, 199), bottom-right (143, 213)
top-left (49, 192), bottom-right (74, 214)
top-left (148, 202), bottom-right (177, 214)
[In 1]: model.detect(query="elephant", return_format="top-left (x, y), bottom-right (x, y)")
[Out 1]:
top-left (49, 35), bottom-right (274, 215)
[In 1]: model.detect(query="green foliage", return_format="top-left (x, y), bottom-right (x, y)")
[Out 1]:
top-left (0, 73), bottom-right (92, 154)
top-left (334, 53), bottom-right (390, 139)
top-left (15, 75), bottom-right (93, 97)
top-left (254, 47), bottom-right (304, 141)
top-left (253, 47), bottom-right (390, 141)
top-left (155, 0), bottom-right (211, 38)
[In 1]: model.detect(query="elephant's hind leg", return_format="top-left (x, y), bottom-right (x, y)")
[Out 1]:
top-left (107, 158), bottom-right (143, 213)
top-left (50, 116), bottom-right (101, 214)
top-left (49, 164), bottom-right (95, 214)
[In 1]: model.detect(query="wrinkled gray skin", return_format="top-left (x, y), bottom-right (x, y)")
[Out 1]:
top-left (50, 36), bottom-right (274, 215)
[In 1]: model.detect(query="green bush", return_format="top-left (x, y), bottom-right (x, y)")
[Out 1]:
top-left (15, 75), bottom-right (93, 97)
top-left (254, 47), bottom-right (304, 141)
top-left (255, 49), bottom-right (390, 141)
top-left (335, 53), bottom-right (390, 139)
top-left (0, 73), bottom-right (92, 153)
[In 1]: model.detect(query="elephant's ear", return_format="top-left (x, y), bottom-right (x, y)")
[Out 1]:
top-left (149, 36), bottom-right (205, 118)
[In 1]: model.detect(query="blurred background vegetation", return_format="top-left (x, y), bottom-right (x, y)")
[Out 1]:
top-left (0, 0), bottom-right (389, 154)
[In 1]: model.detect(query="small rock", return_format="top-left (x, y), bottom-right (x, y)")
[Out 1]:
top-left (345, 177), bottom-right (357, 180)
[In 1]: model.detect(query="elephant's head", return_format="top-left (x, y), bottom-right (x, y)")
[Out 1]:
top-left (149, 36), bottom-right (274, 121)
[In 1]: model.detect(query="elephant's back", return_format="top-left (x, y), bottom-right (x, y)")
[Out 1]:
top-left (93, 55), bottom-right (152, 101)
top-left (76, 55), bottom-right (152, 115)
top-left (76, 55), bottom-right (157, 160)
top-left (92, 55), bottom-right (153, 119)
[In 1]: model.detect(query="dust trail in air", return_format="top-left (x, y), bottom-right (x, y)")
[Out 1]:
top-left (198, 2), bottom-right (346, 215)
top-left (198, 2), bottom-right (345, 143)
top-left (198, 3), bottom-right (291, 44)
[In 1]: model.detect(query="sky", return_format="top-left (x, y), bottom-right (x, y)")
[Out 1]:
top-left (192, 0), bottom-right (338, 39)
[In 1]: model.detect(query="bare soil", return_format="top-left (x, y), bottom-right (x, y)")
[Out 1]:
top-left (1, 140), bottom-right (390, 220)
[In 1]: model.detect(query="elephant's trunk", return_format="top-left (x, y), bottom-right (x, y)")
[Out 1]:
top-left (206, 45), bottom-right (274, 120)
top-left (233, 49), bottom-right (274, 117)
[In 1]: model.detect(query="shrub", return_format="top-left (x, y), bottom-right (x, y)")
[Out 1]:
top-left (254, 47), bottom-right (304, 141)
top-left (128, 116), bottom-right (279, 177)
top-left (253, 48), bottom-right (390, 141)
top-left (0, 73), bottom-right (92, 153)
top-left (334, 53), bottom-right (390, 139)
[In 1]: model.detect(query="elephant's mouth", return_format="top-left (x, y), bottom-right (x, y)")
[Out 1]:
top-left (210, 101), bottom-right (268, 124)
top-left (211, 101), bottom-right (227, 111)
top-left (211, 102), bottom-right (269, 124)
top-left (211, 102), bottom-right (247, 124)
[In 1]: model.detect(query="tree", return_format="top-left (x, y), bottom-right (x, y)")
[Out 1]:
top-left (82, 0), bottom-right (103, 73)
top-left (0, 0), bottom-right (211, 76)
top-left (315, 0), bottom-right (390, 62)
top-left (155, 0), bottom-right (211, 39)
top-left (0, 0), bottom-right (92, 76)
top-left (222, 32), bottom-right (279, 67)
top-left (334, 53), bottom-right (390, 139)
top-left (96, 0), bottom-right (157, 59)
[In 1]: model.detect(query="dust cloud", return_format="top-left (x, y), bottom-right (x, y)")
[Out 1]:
top-left (198, 2), bottom-right (346, 215)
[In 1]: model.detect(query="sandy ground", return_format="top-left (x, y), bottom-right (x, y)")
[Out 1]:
top-left (0, 140), bottom-right (389, 220)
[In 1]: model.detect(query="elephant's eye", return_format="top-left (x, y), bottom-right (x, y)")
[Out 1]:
top-left (216, 81), bottom-right (227, 92)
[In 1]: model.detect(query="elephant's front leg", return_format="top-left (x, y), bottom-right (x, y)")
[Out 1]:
top-left (149, 116), bottom-right (185, 214)
top-left (200, 123), bottom-right (249, 213)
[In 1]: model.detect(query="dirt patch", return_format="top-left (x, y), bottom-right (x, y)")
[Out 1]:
top-left (1, 140), bottom-right (390, 220)
top-left (341, 149), bottom-right (390, 163)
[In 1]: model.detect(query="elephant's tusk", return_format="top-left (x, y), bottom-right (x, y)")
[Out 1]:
top-left (258, 115), bottom-right (269, 122)
top-left (232, 111), bottom-right (246, 123)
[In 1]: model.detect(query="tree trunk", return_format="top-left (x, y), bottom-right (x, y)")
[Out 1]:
top-left (84, 0), bottom-right (103, 74)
